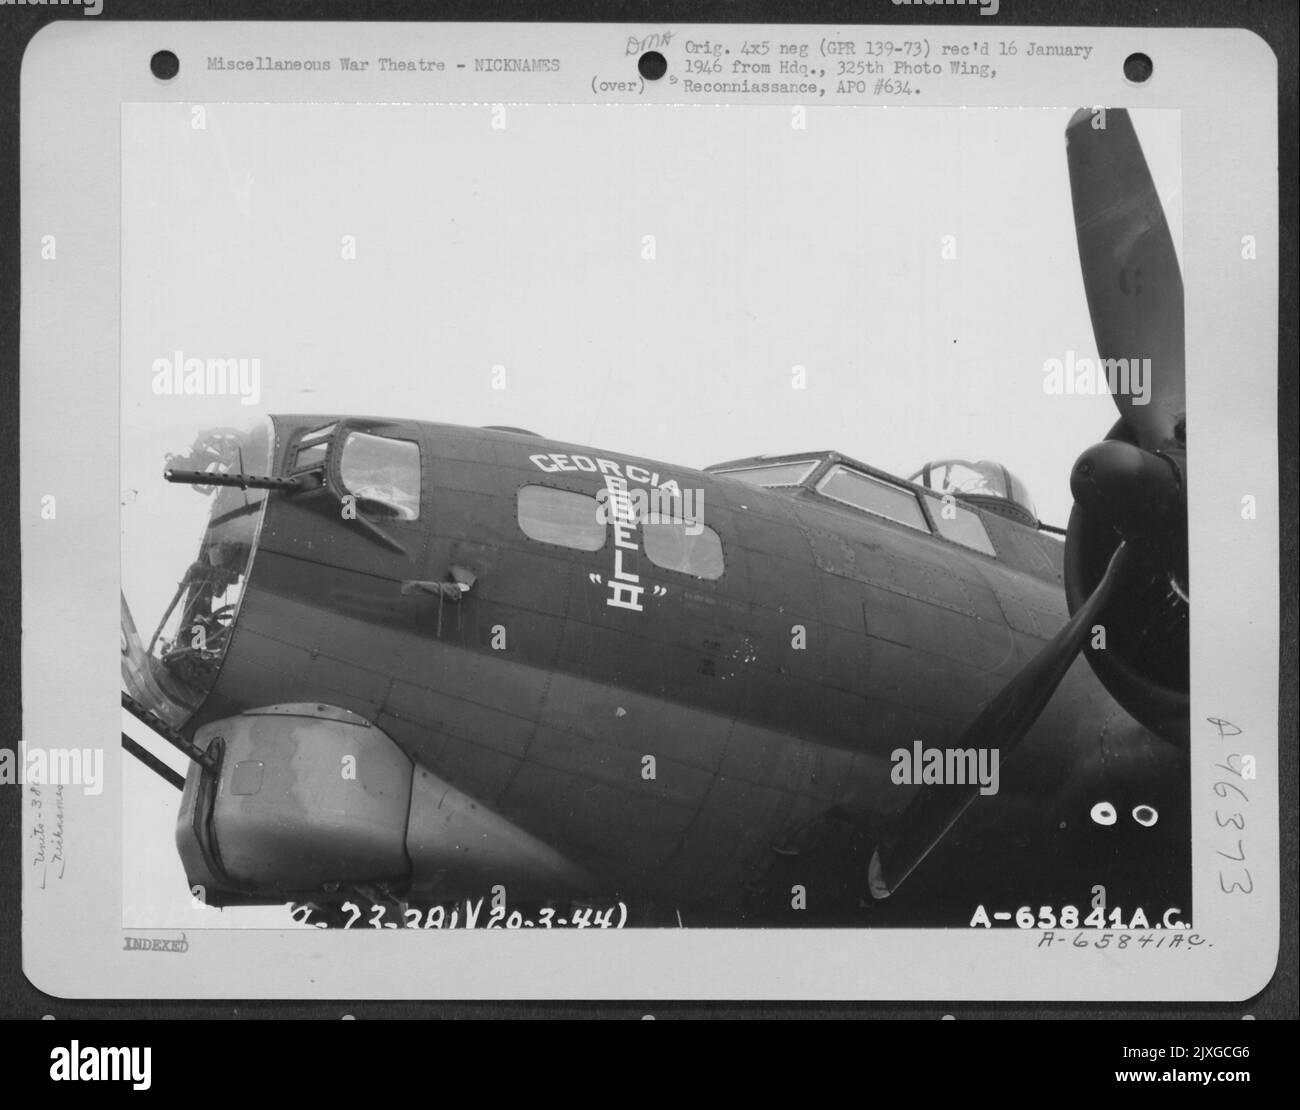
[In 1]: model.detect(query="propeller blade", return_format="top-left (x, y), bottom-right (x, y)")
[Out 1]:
top-left (1066, 108), bottom-right (1184, 452)
top-left (868, 541), bottom-right (1132, 899)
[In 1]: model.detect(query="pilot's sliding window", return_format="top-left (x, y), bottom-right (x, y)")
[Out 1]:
top-left (517, 486), bottom-right (607, 551)
top-left (338, 432), bottom-right (421, 520)
top-left (815, 465), bottom-right (929, 532)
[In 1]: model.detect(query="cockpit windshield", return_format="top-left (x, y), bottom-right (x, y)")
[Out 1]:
top-left (711, 460), bottom-right (820, 489)
top-left (124, 420), bottom-right (273, 724)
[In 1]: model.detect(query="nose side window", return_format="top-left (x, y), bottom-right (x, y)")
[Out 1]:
top-left (517, 485), bottom-right (607, 551)
top-left (642, 519), bottom-right (726, 580)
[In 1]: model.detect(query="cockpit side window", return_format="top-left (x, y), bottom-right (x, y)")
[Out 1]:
top-left (338, 432), bottom-right (421, 521)
top-left (925, 495), bottom-right (997, 556)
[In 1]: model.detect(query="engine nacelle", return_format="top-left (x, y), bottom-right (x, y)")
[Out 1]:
top-left (1063, 426), bottom-right (1188, 745)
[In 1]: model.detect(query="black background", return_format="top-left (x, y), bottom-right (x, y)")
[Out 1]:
top-left (0, 0), bottom-right (1294, 1024)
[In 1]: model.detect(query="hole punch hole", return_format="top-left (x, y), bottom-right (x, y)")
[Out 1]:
top-left (1089, 801), bottom-right (1117, 826)
top-left (151, 50), bottom-right (180, 81)
top-left (638, 51), bottom-right (667, 81)
top-left (1123, 52), bottom-right (1153, 84)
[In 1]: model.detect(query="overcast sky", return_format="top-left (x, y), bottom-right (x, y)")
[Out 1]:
top-left (120, 102), bottom-right (1181, 928)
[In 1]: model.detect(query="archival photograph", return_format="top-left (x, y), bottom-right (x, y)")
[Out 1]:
top-left (118, 101), bottom-right (1190, 930)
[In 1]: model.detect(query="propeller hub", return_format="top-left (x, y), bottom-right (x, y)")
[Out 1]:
top-left (1069, 440), bottom-right (1183, 542)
